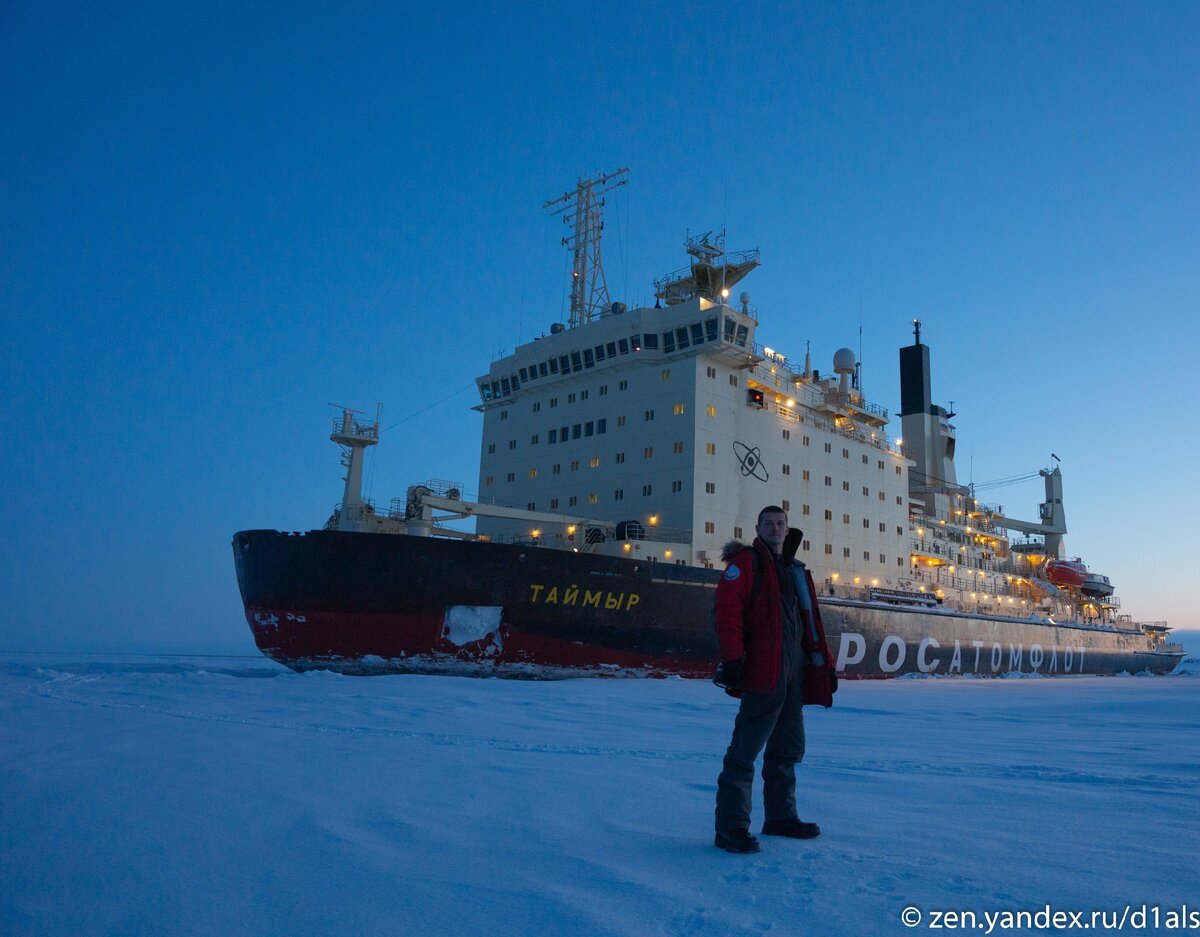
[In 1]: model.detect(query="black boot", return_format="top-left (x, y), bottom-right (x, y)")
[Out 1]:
top-left (762, 818), bottom-right (821, 839)
top-left (714, 828), bottom-right (761, 853)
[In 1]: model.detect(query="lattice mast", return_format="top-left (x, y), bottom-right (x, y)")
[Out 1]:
top-left (544, 168), bottom-right (629, 328)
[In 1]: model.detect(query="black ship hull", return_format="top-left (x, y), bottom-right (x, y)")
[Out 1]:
top-left (232, 530), bottom-right (1183, 678)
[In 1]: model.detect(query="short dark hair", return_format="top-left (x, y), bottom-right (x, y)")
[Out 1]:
top-left (757, 505), bottom-right (788, 525)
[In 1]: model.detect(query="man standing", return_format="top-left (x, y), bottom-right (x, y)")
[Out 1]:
top-left (713, 505), bottom-right (837, 854)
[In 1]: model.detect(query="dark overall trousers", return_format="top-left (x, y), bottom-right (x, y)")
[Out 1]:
top-left (715, 557), bottom-right (807, 832)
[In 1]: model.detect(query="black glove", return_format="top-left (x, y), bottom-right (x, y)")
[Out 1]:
top-left (830, 670), bottom-right (839, 694)
top-left (713, 658), bottom-right (745, 691)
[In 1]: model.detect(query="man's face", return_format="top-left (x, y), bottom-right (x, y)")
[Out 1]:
top-left (756, 511), bottom-right (788, 551)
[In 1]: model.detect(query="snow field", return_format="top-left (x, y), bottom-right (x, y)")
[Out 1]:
top-left (1, 655), bottom-right (1197, 936)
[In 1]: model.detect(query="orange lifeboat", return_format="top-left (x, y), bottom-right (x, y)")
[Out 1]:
top-left (1045, 559), bottom-right (1088, 588)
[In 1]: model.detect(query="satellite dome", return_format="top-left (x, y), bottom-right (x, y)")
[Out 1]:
top-left (739, 292), bottom-right (751, 304)
top-left (833, 348), bottom-right (856, 374)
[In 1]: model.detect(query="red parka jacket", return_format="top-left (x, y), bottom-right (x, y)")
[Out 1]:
top-left (714, 534), bottom-right (837, 707)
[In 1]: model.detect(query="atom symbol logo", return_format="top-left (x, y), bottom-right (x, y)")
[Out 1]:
top-left (733, 441), bottom-right (769, 482)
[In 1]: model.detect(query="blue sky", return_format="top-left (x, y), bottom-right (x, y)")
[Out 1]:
top-left (2, 1), bottom-right (1198, 654)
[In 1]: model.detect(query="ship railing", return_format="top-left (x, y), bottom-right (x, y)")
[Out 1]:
top-left (904, 566), bottom-right (1042, 604)
top-left (915, 506), bottom-right (1000, 532)
top-left (909, 538), bottom-right (1008, 569)
top-left (823, 390), bottom-right (888, 419)
top-left (333, 499), bottom-right (376, 520)
top-left (758, 397), bottom-right (900, 455)
top-left (745, 356), bottom-right (891, 421)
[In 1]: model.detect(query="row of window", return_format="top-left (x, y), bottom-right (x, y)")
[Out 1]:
top-left (478, 316), bottom-right (732, 403)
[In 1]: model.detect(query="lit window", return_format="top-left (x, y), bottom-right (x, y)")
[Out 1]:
top-left (707, 405), bottom-right (716, 417)
top-left (673, 403), bottom-right (685, 415)
top-left (590, 457), bottom-right (600, 468)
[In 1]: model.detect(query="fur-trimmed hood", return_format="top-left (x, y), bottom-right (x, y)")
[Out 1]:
top-left (721, 539), bottom-right (749, 562)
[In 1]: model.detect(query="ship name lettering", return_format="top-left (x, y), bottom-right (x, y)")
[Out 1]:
top-left (583, 590), bottom-right (602, 608)
top-left (563, 585), bottom-right (579, 606)
top-left (971, 640), bottom-right (985, 673)
top-left (1009, 643), bottom-right (1023, 671)
top-left (879, 635), bottom-right (906, 673)
top-left (949, 639), bottom-right (962, 673)
top-left (545, 587), bottom-right (559, 604)
top-left (529, 584), bottom-right (544, 602)
top-left (1063, 645), bottom-right (1074, 672)
top-left (917, 637), bottom-right (940, 673)
top-left (1047, 647), bottom-right (1058, 673)
top-left (835, 632), bottom-right (866, 670)
top-left (1029, 644), bottom-right (1044, 671)
top-left (604, 592), bottom-right (624, 610)
top-left (990, 642), bottom-right (1003, 671)
top-left (1077, 646), bottom-right (1085, 671)
top-left (626, 594), bottom-right (640, 611)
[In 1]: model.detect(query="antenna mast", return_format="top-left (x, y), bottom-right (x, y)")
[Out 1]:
top-left (544, 168), bottom-right (629, 328)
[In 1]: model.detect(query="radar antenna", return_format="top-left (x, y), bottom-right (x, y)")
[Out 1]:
top-left (544, 168), bottom-right (629, 328)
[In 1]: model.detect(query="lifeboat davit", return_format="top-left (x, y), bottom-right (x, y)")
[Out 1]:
top-left (1045, 559), bottom-right (1088, 588)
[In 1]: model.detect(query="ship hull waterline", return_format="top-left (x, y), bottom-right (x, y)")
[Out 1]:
top-left (233, 530), bottom-right (1182, 678)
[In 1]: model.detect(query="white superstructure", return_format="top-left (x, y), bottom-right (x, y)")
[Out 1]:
top-left (467, 184), bottom-right (1131, 627)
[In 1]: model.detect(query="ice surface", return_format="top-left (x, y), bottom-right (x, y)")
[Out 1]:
top-left (1, 654), bottom-right (1198, 936)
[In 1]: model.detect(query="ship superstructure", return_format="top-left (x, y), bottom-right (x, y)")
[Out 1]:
top-left (471, 193), bottom-right (1117, 630)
